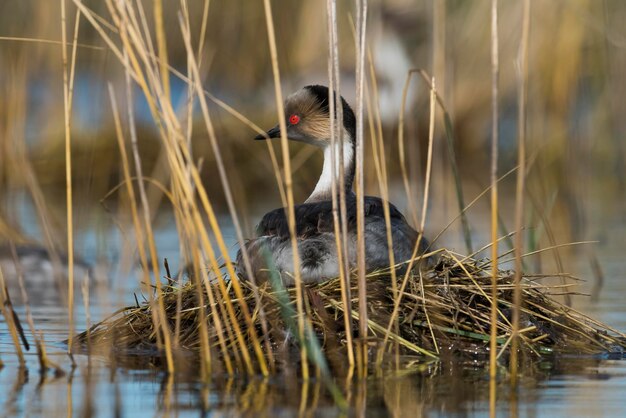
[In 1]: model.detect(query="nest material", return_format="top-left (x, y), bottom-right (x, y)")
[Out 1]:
top-left (75, 252), bottom-right (626, 369)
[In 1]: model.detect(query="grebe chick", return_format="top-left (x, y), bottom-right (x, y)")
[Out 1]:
top-left (236, 85), bottom-right (430, 285)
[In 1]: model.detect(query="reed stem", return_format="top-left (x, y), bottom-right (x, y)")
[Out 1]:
top-left (60, 0), bottom-right (77, 359)
top-left (0, 267), bottom-right (25, 365)
top-left (354, 0), bottom-right (369, 377)
top-left (489, 1), bottom-right (500, 415)
top-left (326, 0), bottom-right (354, 368)
top-left (108, 84), bottom-right (175, 372)
top-left (262, 0), bottom-right (309, 379)
top-left (511, 0), bottom-right (531, 383)
top-left (179, 13), bottom-right (271, 376)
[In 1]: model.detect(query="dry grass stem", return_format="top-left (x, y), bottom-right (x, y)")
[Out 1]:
top-left (0, 267), bottom-right (26, 365)
top-left (326, 0), bottom-right (354, 368)
top-left (60, 0), bottom-right (79, 358)
top-left (179, 12), bottom-right (271, 375)
top-left (262, 0), bottom-right (309, 379)
top-left (489, 0), bottom-right (500, 387)
top-left (511, 0), bottom-right (532, 381)
top-left (354, 0), bottom-right (369, 376)
top-left (108, 84), bottom-right (175, 372)
top-left (376, 75), bottom-right (437, 366)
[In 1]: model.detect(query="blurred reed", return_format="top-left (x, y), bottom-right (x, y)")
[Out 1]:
top-left (510, 0), bottom-right (531, 383)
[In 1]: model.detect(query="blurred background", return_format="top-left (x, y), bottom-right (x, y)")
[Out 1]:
top-left (0, 0), bottom-right (624, 306)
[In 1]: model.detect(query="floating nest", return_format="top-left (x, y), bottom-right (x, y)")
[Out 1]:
top-left (75, 251), bottom-right (626, 371)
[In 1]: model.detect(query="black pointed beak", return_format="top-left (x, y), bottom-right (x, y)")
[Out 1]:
top-left (254, 124), bottom-right (281, 140)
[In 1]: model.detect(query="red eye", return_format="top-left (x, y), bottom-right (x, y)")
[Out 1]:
top-left (289, 114), bottom-right (300, 125)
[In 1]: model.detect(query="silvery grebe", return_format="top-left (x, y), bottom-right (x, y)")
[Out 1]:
top-left (0, 244), bottom-right (93, 304)
top-left (236, 85), bottom-right (429, 285)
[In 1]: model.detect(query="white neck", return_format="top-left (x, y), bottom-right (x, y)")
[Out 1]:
top-left (305, 140), bottom-right (354, 203)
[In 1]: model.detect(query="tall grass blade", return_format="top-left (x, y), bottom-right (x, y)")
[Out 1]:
top-left (108, 84), bottom-right (175, 372)
top-left (262, 0), bottom-right (309, 379)
top-left (414, 70), bottom-right (473, 254)
top-left (511, 0), bottom-right (531, 383)
top-left (179, 11), bottom-right (271, 376)
top-left (489, 1), bottom-right (500, 415)
top-left (354, 0), bottom-right (369, 377)
top-left (60, 0), bottom-right (79, 359)
top-left (326, 0), bottom-right (354, 368)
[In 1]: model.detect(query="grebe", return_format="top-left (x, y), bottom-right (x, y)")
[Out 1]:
top-left (0, 244), bottom-right (93, 304)
top-left (236, 85), bottom-right (429, 285)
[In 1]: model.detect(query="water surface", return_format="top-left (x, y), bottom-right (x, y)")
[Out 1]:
top-left (0, 210), bottom-right (624, 417)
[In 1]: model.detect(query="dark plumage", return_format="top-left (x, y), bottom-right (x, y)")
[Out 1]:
top-left (257, 196), bottom-right (410, 238)
top-left (236, 85), bottom-right (431, 285)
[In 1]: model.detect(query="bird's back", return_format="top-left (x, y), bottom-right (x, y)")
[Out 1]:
top-left (257, 195), bottom-right (410, 235)
top-left (236, 196), bottom-right (431, 285)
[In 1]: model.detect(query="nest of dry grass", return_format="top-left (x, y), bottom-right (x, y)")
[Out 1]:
top-left (75, 251), bottom-right (626, 371)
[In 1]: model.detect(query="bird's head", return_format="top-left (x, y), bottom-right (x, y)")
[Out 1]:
top-left (255, 85), bottom-right (356, 148)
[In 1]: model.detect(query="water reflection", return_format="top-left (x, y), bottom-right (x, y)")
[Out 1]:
top-left (1, 351), bottom-right (625, 417)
